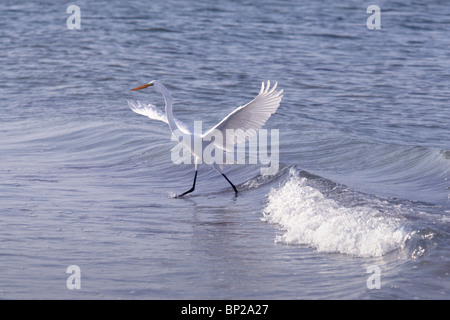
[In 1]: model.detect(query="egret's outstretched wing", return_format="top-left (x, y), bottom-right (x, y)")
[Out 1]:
top-left (202, 81), bottom-right (283, 152)
top-left (128, 100), bottom-right (192, 134)
top-left (128, 100), bottom-right (166, 122)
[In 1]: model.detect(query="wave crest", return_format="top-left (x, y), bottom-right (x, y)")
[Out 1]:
top-left (262, 169), bottom-right (412, 257)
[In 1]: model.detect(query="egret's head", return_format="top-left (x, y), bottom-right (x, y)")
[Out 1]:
top-left (131, 80), bottom-right (156, 91)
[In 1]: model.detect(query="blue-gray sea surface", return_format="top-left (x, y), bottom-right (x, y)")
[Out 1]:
top-left (0, 0), bottom-right (449, 299)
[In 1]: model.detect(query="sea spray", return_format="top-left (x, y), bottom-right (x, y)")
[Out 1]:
top-left (262, 169), bottom-right (412, 257)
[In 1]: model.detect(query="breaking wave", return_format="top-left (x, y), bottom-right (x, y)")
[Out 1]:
top-left (262, 168), bottom-right (413, 257)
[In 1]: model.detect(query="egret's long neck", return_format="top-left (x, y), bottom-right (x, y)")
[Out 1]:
top-left (157, 83), bottom-right (179, 134)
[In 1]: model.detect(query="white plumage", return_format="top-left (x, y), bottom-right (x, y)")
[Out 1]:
top-left (129, 80), bottom-right (283, 197)
top-left (203, 81), bottom-right (283, 151)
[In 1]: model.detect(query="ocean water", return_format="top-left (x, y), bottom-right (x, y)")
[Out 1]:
top-left (0, 0), bottom-right (449, 299)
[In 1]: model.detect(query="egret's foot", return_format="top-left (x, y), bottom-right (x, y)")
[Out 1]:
top-left (175, 171), bottom-right (198, 198)
top-left (175, 188), bottom-right (195, 198)
top-left (222, 173), bottom-right (238, 195)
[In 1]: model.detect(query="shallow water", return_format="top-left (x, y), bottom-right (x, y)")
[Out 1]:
top-left (0, 0), bottom-right (448, 299)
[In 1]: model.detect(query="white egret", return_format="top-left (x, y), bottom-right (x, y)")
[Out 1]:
top-left (129, 80), bottom-right (283, 197)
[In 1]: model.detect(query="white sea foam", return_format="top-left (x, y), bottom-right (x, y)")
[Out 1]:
top-left (262, 169), bottom-right (412, 257)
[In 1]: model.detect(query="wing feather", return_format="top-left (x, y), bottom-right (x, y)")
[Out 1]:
top-left (128, 100), bottom-right (192, 134)
top-left (202, 81), bottom-right (283, 151)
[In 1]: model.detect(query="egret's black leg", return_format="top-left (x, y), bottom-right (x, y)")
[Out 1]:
top-left (177, 170), bottom-right (198, 198)
top-left (222, 173), bottom-right (238, 195)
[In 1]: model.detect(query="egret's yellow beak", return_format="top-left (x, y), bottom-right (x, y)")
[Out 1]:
top-left (131, 82), bottom-right (154, 91)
